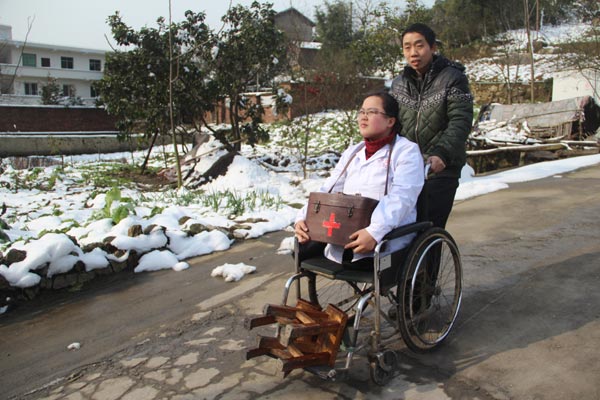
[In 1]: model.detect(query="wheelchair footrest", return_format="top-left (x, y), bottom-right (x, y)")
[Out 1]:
top-left (245, 298), bottom-right (348, 375)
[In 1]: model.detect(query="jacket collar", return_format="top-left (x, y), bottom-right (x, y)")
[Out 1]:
top-left (404, 55), bottom-right (465, 82)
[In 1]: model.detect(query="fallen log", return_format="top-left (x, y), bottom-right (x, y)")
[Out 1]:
top-left (467, 143), bottom-right (570, 156)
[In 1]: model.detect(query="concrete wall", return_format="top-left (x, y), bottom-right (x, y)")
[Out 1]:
top-left (553, 69), bottom-right (599, 102)
top-left (0, 133), bottom-right (147, 157)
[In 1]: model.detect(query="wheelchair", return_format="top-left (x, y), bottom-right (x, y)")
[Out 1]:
top-left (280, 202), bottom-right (463, 385)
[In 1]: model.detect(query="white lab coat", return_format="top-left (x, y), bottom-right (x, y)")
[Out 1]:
top-left (297, 135), bottom-right (424, 263)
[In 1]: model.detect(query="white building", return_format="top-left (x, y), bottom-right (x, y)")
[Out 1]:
top-left (552, 69), bottom-right (599, 103)
top-left (0, 25), bottom-right (106, 106)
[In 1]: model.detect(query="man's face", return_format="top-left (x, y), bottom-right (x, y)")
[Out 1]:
top-left (402, 32), bottom-right (436, 77)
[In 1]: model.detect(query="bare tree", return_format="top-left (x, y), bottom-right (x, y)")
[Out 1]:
top-left (1, 16), bottom-right (35, 96)
top-left (524, 0), bottom-right (535, 102)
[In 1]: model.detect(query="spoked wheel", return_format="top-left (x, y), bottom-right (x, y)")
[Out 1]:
top-left (369, 350), bottom-right (398, 386)
top-left (397, 228), bottom-right (462, 352)
top-left (305, 273), bottom-right (369, 313)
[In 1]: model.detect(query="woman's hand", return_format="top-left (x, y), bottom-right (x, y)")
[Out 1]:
top-left (294, 220), bottom-right (310, 244)
top-left (345, 229), bottom-right (376, 253)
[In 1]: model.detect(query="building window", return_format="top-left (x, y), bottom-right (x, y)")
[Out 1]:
top-left (90, 85), bottom-right (99, 97)
top-left (89, 59), bottom-right (101, 71)
top-left (24, 82), bottom-right (38, 95)
top-left (22, 53), bottom-right (36, 67)
top-left (61, 56), bottom-right (74, 69)
top-left (41, 57), bottom-right (51, 67)
top-left (62, 84), bottom-right (75, 97)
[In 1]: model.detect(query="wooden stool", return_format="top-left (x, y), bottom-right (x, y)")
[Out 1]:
top-left (245, 299), bottom-right (348, 375)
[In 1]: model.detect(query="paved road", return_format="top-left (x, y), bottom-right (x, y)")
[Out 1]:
top-left (1, 164), bottom-right (599, 399)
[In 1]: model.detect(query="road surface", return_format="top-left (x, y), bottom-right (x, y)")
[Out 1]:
top-left (1, 164), bottom-right (599, 399)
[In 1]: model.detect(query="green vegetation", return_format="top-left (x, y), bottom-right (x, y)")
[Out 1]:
top-left (139, 188), bottom-right (282, 215)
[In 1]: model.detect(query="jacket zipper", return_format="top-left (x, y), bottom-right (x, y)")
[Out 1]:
top-left (414, 87), bottom-right (424, 151)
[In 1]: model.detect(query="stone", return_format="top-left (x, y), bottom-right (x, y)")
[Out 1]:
top-left (145, 356), bottom-right (170, 369)
top-left (178, 216), bottom-right (192, 225)
top-left (126, 251), bottom-right (140, 270)
top-left (128, 225), bottom-right (142, 237)
top-left (39, 277), bottom-right (52, 289)
top-left (72, 260), bottom-right (86, 273)
top-left (23, 285), bottom-right (40, 300)
top-left (77, 271), bottom-right (95, 284)
top-left (81, 242), bottom-right (103, 253)
top-left (91, 377), bottom-right (135, 400)
top-left (52, 273), bottom-right (78, 289)
top-left (120, 357), bottom-right (147, 368)
top-left (232, 224), bottom-right (252, 231)
top-left (183, 367), bottom-right (220, 390)
top-left (121, 386), bottom-right (159, 400)
top-left (5, 248), bottom-right (26, 265)
top-left (173, 352), bottom-right (199, 366)
top-left (94, 265), bottom-right (113, 276)
top-left (144, 370), bottom-right (167, 382)
top-left (143, 224), bottom-right (158, 235)
top-left (187, 223), bottom-right (208, 235)
top-left (233, 230), bottom-right (249, 239)
top-left (166, 368), bottom-right (183, 385)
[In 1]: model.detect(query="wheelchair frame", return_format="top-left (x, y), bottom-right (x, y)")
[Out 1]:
top-left (281, 221), bottom-right (463, 385)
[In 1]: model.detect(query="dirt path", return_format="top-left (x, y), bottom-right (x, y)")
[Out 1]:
top-left (1, 164), bottom-right (599, 400)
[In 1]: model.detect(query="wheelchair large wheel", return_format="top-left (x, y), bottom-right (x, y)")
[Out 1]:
top-left (397, 227), bottom-right (462, 352)
top-left (306, 274), bottom-right (368, 313)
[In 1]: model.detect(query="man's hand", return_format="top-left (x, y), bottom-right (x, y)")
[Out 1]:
top-left (294, 220), bottom-right (310, 243)
top-left (345, 229), bottom-right (376, 253)
top-left (427, 155), bottom-right (446, 173)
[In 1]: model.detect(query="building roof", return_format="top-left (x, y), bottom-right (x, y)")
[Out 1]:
top-left (275, 7), bottom-right (316, 27)
top-left (3, 39), bottom-right (108, 55)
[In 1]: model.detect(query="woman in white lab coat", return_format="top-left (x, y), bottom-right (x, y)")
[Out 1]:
top-left (295, 91), bottom-right (424, 267)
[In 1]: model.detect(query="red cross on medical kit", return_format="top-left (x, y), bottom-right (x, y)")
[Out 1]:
top-left (322, 213), bottom-right (341, 236)
top-left (305, 192), bottom-right (379, 246)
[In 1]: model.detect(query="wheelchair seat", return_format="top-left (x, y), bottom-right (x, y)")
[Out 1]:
top-left (300, 257), bottom-right (374, 283)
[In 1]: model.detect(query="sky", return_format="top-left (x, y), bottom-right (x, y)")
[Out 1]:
top-left (0, 0), bottom-right (434, 51)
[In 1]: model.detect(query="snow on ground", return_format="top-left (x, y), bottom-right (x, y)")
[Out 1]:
top-left (464, 22), bottom-right (595, 83)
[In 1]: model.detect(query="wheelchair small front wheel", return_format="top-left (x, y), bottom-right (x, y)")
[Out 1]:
top-left (397, 228), bottom-right (462, 352)
top-left (369, 350), bottom-right (397, 386)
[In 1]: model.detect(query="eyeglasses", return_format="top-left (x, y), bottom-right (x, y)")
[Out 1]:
top-left (357, 108), bottom-right (390, 118)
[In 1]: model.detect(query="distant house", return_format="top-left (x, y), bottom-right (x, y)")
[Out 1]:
top-left (0, 24), bottom-right (105, 106)
top-left (274, 8), bottom-right (321, 69)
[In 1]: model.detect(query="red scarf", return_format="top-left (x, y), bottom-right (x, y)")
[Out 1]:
top-left (364, 133), bottom-right (395, 160)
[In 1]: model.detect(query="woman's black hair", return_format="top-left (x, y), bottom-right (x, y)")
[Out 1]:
top-left (401, 23), bottom-right (436, 48)
top-left (362, 89), bottom-right (401, 133)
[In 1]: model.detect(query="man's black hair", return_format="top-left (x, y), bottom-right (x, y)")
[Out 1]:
top-left (401, 23), bottom-right (436, 48)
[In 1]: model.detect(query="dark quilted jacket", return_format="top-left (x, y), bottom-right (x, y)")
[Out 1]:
top-left (390, 55), bottom-right (473, 179)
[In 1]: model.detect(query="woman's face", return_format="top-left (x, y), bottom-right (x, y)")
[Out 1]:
top-left (357, 96), bottom-right (395, 141)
